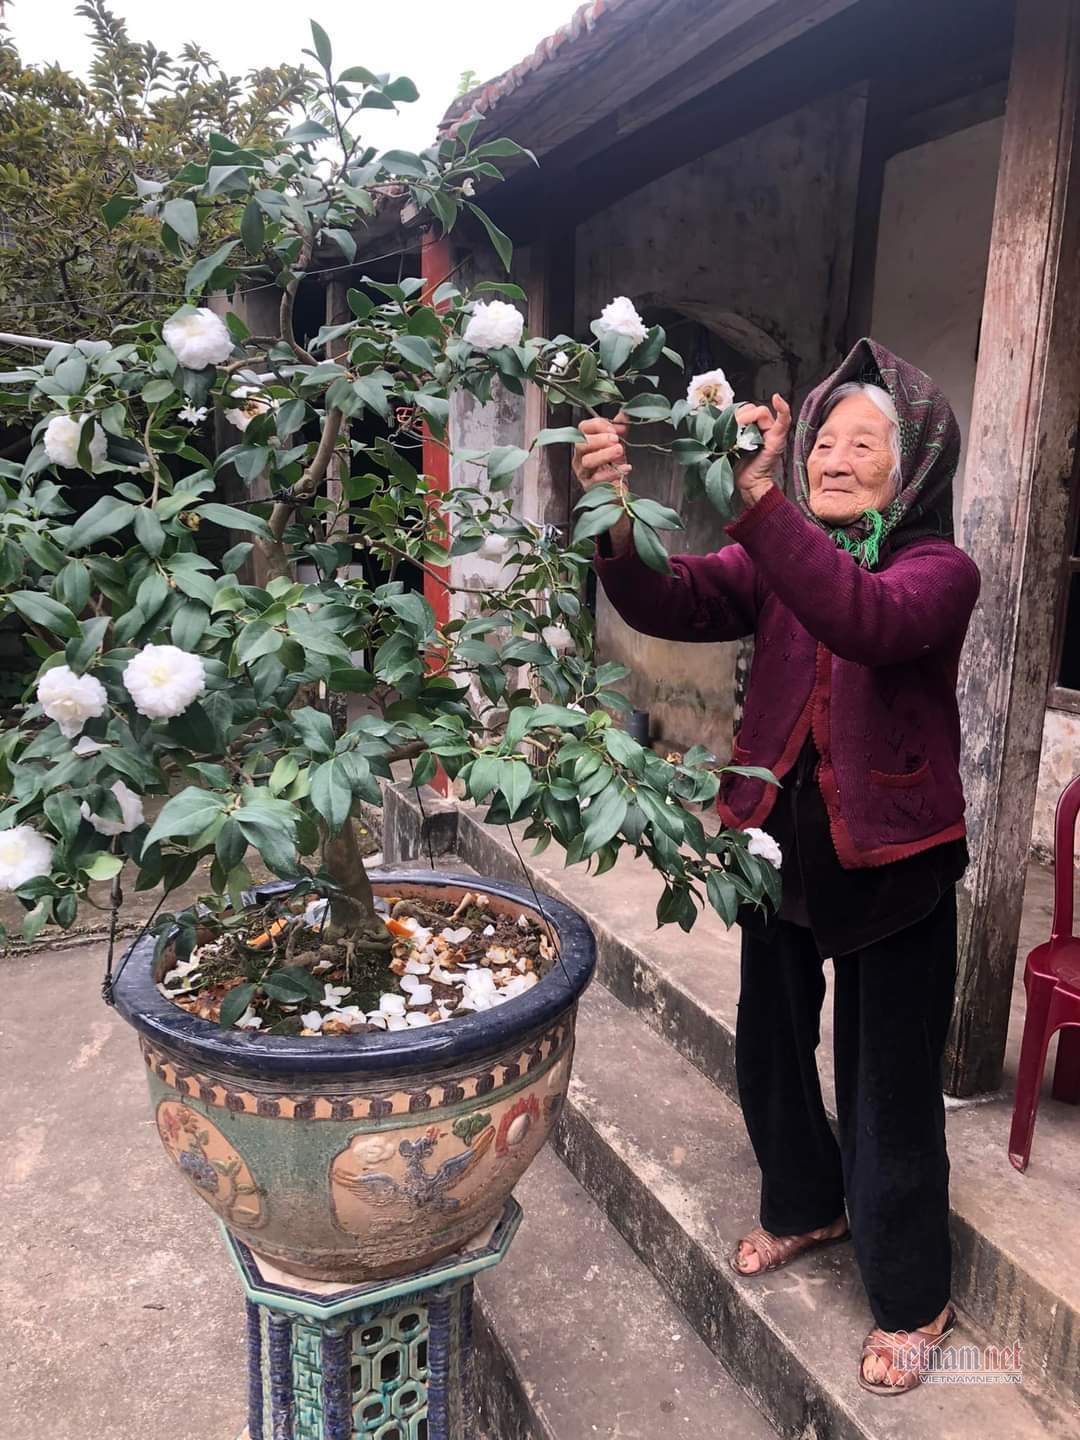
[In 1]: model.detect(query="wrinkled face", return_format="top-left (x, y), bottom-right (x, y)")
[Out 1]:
top-left (806, 393), bottom-right (899, 525)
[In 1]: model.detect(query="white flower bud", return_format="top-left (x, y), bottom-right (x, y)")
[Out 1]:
top-left (478, 531), bottom-right (508, 561)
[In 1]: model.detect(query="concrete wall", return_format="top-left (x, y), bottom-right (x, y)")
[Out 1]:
top-left (869, 116), bottom-right (1004, 516)
top-left (573, 90), bottom-right (866, 756)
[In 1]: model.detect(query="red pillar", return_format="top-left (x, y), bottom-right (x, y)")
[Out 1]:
top-left (421, 232), bottom-right (453, 796)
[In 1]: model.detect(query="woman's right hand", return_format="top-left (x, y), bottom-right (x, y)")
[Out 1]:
top-left (572, 412), bottom-right (632, 493)
top-left (573, 411), bottom-right (633, 554)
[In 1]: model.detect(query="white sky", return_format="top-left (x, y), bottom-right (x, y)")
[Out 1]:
top-left (3, 0), bottom-right (583, 150)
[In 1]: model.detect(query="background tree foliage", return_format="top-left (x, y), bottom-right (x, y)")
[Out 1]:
top-left (0, 1), bottom-right (308, 341)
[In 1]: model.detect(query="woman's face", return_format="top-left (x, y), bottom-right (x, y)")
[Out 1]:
top-left (806, 393), bottom-right (898, 525)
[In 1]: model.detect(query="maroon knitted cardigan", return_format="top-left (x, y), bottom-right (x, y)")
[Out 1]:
top-left (593, 346), bottom-right (981, 868)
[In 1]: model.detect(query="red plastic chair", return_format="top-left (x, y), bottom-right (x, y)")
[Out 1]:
top-left (1008, 774), bottom-right (1080, 1172)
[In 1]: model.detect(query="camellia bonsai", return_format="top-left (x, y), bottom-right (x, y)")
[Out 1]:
top-left (0, 25), bottom-right (780, 1301)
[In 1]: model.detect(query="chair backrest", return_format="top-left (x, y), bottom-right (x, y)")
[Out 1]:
top-left (1051, 773), bottom-right (1080, 940)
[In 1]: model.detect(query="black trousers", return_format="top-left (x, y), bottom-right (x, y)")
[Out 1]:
top-left (734, 887), bottom-right (957, 1331)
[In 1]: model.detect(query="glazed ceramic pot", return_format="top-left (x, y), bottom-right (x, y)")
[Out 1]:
top-left (113, 870), bottom-right (595, 1283)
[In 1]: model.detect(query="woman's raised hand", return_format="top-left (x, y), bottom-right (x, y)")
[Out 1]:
top-left (734, 394), bottom-right (791, 507)
top-left (572, 410), bottom-right (632, 493)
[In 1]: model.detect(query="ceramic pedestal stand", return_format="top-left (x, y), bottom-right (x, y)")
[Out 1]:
top-left (229, 1199), bottom-right (521, 1440)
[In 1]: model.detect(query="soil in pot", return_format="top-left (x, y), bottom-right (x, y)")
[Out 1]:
top-left (157, 888), bottom-right (555, 1037)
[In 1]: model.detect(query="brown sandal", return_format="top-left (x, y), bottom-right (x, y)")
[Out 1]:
top-left (858, 1304), bottom-right (958, 1395)
top-left (728, 1219), bottom-right (850, 1276)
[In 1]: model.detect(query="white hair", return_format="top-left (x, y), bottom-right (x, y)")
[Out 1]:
top-left (820, 381), bottom-right (902, 490)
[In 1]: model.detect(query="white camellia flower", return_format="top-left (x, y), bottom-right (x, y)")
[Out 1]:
top-left (177, 405), bottom-right (209, 425)
top-left (43, 414), bottom-right (107, 471)
top-left (81, 779), bottom-right (145, 836)
top-left (478, 531), bottom-right (509, 561)
top-left (122, 643), bottom-right (207, 720)
top-left (162, 307), bottom-right (233, 369)
top-left (225, 385), bottom-right (279, 432)
top-left (0, 826), bottom-right (54, 891)
top-left (686, 368), bottom-right (735, 413)
top-left (594, 295), bottom-right (648, 346)
top-left (745, 827), bottom-right (783, 870)
top-left (542, 623), bottom-right (575, 655)
top-left (462, 300), bottom-right (524, 351)
top-left (36, 665), bottom-right (108, 738)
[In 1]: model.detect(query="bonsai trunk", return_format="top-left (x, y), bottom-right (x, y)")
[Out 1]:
top-left (320, 814), bottom-right (391, 965)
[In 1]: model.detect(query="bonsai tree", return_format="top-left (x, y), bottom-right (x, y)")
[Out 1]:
top-left (0, 22), bottom-right (779, 1032)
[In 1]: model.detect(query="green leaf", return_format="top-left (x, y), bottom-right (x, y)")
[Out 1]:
top-left (196, 503), bottom-right (272, 540)
top-left (84, 852), bottom-right (124, 881)
top-left (283, 118), bottom-right (332, 143)
top-left (219, 982), bottom-right (256, 1029)
top-left (310, 758), bottom-right (352, 832)
top-left (292, 706), bottom-right (336, 756)
top-left (240, 199), bottom-right (265, 256)
top-left (620, 393), bottom-right (672, 420)
top-left (310, 20), bottom-right (333, 68)
top-left (143, 788), bottom-right (227, 849)
top-left (185, 240), bottom-right (239, 298)
top-left (629, 497), bottom-right (683, 532)
top-left (723, 764), bottom-right (780, 786)
top-left (392, 335), bottom-right (436, 370)
top-left (706, 870), bottom-right (740, 927)
top-left (528, 704), bottom-right (588, 730)
top-left (9, 590), bottom-right (80, 639)
top-left (101, 195), bottom-right (136, 229)
top-left (67, 496), bottom-right (134, 551)
top-left (44, 791), bottom-right (82, 842)
top-left (532, 426), bottom-right (586, 447)
top-left (269, 755), bottom-right (300, 796)
top-left (346, 288), bottom-right (374, 319)
top-left (465, 202), bottom-right (513, 272)
top-left (487, 445), bottom-right (530, 482)
top-left (134, 507), bottom-right (165, 558)
top-left (412, 751), bottom-right (437, 788)
top-left (162, 198), bottom-right (199, 247)
top-left (171, 601), bottom-right (209, 651)
top-left (236, 620), bottom-right (284, 665)
top-left (631, 520), bottom-right (671, 574)
top-left (705, 456), bottom-right (736, 516)
top-left (572, 503), bottom-right (623, 545)
top-left (498, 759), bottom-right (532, 816)
top-left (583, 782), bottom-right (628, 855)
top-left (141, 378), bottom-right (176, 405)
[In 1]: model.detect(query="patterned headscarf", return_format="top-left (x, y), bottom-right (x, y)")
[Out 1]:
top-left (792, 337), bottom-right (961, 569)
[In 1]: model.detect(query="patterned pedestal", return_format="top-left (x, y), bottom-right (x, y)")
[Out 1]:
top-left (224, 1200), bottom-right (521, 1440)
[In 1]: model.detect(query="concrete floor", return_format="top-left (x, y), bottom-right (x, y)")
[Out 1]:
top-left (1, 863), bottom-right (1075, 1438)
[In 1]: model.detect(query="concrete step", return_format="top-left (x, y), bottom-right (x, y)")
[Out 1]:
top-left (382, 783), bottom-right (1080, 1410)
top-left (555, 981), bottom-right (1075, 1440)
top-left (472, 1147), bottom-right (779, 1440)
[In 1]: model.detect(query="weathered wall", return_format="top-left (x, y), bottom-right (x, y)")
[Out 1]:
top-left (572, 90), bottom-right (866, 756)
top-left (1032, 708), bottom-right (1080, 861)
top-left (869, 116), bottom-right (1004, 515)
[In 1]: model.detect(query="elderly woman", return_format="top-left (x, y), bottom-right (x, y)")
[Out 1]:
top-left (573, 339), bottom-right (980, 1395)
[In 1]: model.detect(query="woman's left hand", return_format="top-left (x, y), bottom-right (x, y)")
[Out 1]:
top-left (733, 394), bottom-right (792, 508)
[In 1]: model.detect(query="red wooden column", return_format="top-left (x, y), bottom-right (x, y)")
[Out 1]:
top-left (421, 231), bottom-right (453, 796)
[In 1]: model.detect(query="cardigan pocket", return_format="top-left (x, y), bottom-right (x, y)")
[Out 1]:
top-left (869, 757), bottom-right (931, 789)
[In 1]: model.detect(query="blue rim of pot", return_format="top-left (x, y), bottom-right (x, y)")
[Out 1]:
top-left (111, 869), bottom-right (596, 1080)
